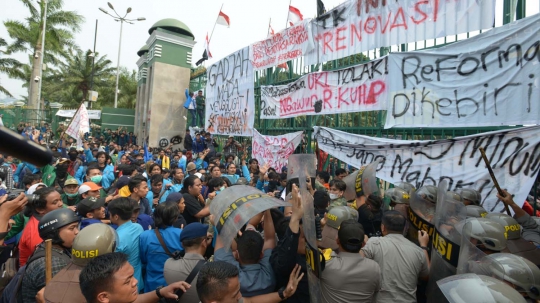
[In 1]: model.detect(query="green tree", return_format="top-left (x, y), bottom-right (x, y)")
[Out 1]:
top-left (116, 68), bottom-right (138, 109)
top-left (4, 0), bottom-right (84, 107)
top-left (322, 53), bottom-right (370, 70)
top-left (0, 37), bottom-right (24, 97)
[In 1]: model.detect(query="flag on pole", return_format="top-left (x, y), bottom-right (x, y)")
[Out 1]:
top-left (204, 32), bottom-right (212, 59)
top-left (268, 24), bottom-right (275, 38)
top-left (65, 103), bottom-right (90, 148)
top-left (217, 10), bottom-right (230, 27)
top-left (143, 143), bottom-right (152, 162)
top-left (288, 5), bottom-right (303, 26)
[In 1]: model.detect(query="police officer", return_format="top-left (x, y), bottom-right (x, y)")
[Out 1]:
top-left (319, 205), bottom-right (358, 250)
top-left (21, 208), bottom-right (80, 303)
top-left (42, 223), bottom-right (117, 302)
top-left (437, 274), bottom-right (527, 303)
top-left (459, 188), bottom-right (482, 206)
top-left (465, 205), bottom-right (488, 218)
top-left (385, 187), bottom-right (410, 236)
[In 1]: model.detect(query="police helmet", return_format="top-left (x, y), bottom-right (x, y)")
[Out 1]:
top-left (485, 213), bottom-right (521, 240)
top-left (485, 253), bottom-right (540, 300)
top-left (462, 218), bottom-right (507, 251)
top-left (446, 191), bottom-right (462, 201)
top-left (465, 205), bottom-right (488, 218)
top-left (72, 223), bottom-right (117, 266)
top-left (384, 187), bottom-right (410, 205)
top-left (459, 188), bottom-right (482, 206)
top-left (326, 206), bottom-right (358, 229)
top-left (438, 274), bottom-right (527, 303)
top-left (394, 182), bottom-right (415, 194)
top-left (39, 209), bottom-right (80, 245)
top-left (417, 185), bottom-right (437, 203)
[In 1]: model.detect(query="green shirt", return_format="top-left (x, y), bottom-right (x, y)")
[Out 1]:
top-left (61, 193), bottom-right (81, 206)
top-left (196, 95), bottom-right (205, 108)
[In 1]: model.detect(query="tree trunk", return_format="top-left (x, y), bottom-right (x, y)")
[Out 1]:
top-left (28, 32), bottom-right (44, 109)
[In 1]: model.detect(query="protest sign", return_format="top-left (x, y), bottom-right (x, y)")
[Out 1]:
top-left (206, 46), bottom-right (255, 136)
top-left (252, 130), bottom-right (303, 172)
top-left (385, 13), bottom-right (540, 128)
top-left (56, 109), bottom-right (101, 120)
top-left (250, 20), bottom-right (313, 70)
top-left (304, 0), bottom-right (495, 65)
top-left (65, 103), bottom-right (90, 148)
top-left (260, 57), bottom-right (388, 119)
top-left (313, 126), bottom-right (540, 213)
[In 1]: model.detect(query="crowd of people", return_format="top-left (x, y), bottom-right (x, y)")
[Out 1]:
top-left (0, 120), bottom-right (539, 303)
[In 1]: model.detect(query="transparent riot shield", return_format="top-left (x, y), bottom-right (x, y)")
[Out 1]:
top-left (406, 189), bottom-right (436, 246)
top-left (342, 159), bottom-right (380, 201)
top-left (210, 185), bottom-right (290, 251)
top-left (437, 274), bottom-right (527, 303)
top-left (426, 180), bottom-right (467, 303)
top-left (456, 218), bottom-right (507, 275)
top-left (287, 154), bottom-right (321, 303)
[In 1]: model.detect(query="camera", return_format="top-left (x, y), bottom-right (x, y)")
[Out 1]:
top-left (34, 76), bottom-right (40, 82)
top-left (7, 190), bottom-right (38, 204)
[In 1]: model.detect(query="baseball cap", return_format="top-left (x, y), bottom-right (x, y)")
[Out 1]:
top-left (165, 192), bottom-right (183, 203)
top-left (64, 178), bottom-right (79, 186)
top-left (338, 219), bottom-right (364, 251)
top-left (77, 197), bottom-right (106, 217)
top-left (228, 135), bottom-right (234, 138)
top-left (187, 162), bottom-right (196, 172)
top-left (115, 176), bottom-right (130, 190)
top-left (180, 223), bottom-right (209, 242)
top-left (78, 182), bottom-right (102, 194)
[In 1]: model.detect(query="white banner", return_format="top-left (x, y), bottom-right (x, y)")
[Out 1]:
top-left (313, 126), bottom-right (540, 212)
top-left (385, 13), bottom-right (540, 128)
top-left (252, 130), bottom-right (303, 173)
top-left (250, 20), bottom-right (313, 70)
top-left (260, 57), bottom-right (388, 119)
top-left (65, 104), bottom-right (90, 148)
top-left (56, 109), bottom-right (101, 120)
top-left (304, 0), bottom-right (495, 65)
top-left (206, 46), bottom-right (255, 136)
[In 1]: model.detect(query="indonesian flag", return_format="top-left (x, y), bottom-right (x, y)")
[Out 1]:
top-left (268, 24), bottom-right (275, 38)
top-left (204, 33), bottom-right (212, 58)
top-left (217, 10), bottom-right (230, 27)
top-left (288, 5), bottom-right (303, 26)
top-left (65, 103), bottom-right (90, 148)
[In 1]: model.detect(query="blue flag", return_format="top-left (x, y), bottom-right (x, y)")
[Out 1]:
top-left (143, 143), bottom-right (152, 162)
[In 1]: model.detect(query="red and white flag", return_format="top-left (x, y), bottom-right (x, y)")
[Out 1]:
top-left (65, 103), bottom-right (90, 148)
top-left (217, 10), bottom-right (230, 27)
top-left (204, 32), bottom-right (212, 59)
top-left (288, 5), bottom-right (303, 26)
top-left (268, 24), bottom-right (275, 38)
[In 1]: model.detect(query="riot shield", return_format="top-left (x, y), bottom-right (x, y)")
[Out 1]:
top-left (406, 189), bottom-right (436, 246)
top-left (456, 218), bottom-right (507, 275)
top-left (426, 180), bottom-right (466, 303)
top-left (342, 159), bottom-right (380, 201)
top-left (287, 154), bottom-right (321, 303)
top-left (210, 185), bottom-right (290, 251)
top-left (437, 274), bottom-right (527, 303)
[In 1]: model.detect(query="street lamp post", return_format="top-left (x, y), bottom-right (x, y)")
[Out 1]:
top-left (99, 2), bottom-right (145, 108)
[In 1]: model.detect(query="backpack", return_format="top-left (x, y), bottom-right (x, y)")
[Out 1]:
top-left (0, 245), bottom-right (70, 303)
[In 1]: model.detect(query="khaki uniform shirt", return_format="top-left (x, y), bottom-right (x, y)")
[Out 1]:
top-left (320, 251), bottom-right (381, 303)
top-left (164, 253), bottom-right (206, 303)
top-left (362, 234), bottom-right (429, 303)
top-left (43, 263), bottom-right (85, 303)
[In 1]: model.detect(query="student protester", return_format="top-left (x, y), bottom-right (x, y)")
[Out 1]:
top-left (21, 209), bottom-right (79, 303)
top-left (165, 192), bottom-right (187, 228)
top-left (197, 261), bottom-right (304, 303)
top-left (128, 175), bottom-right (152, 216)
top-left (79, 252), bottom-right (191, 303)
top-left (181, 175), bottom-right (210, 224)
top-left (42, 223), bottom-right (117, 303)
top-left (109, 198), bottom-right (145, 292)
top-left (223, 159), bottom-right (251, 185)
top-left (61, 177), bottom-right (80, 206)
top-left (77, 197), bottom-right (107, 229)
top-left (19, 187), bottom-right (64, 266)
top-left (328, 179), bottom-right (347, 207)
top-left (139, 201), bottom-right (183, 292)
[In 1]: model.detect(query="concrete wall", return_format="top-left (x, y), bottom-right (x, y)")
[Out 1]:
top-left (147, 61), bottom-right (189, 149)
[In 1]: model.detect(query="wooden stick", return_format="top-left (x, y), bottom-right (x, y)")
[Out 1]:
top-left (44, 239), bottom-right (52, 284)
top-left (478, 147), bottom-right (512, 215)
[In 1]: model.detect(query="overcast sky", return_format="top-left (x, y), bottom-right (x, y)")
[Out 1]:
top-left (0, 0), bottom-right (538, 100)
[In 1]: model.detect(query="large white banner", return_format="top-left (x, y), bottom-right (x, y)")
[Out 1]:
top-left (304, 0), bottom-right (495, 65)
top-left (206, 47), bottom-right (255, 136)
top-left (385, 13), bottom-right (540, 128)
top-left (56, 109), bottom-right (101, 120)
top-left (252, 130), bottom-right (303, 173)
top-left (65, 104), bottom-right (90, 148)
top-left (250, 20), bottom-right (314, 70)
top-left (260, 57), bottom-right (388, 119)
top-left (313, 126), bottom-right (540, 212)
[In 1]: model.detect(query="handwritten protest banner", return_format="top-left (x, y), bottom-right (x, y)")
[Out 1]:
top-left (314, 126), bottom-right (540, 213)
top-left (385, 13), bottom-right (540, 128)
top-left (304, 0), bottom-right (495, 65)
top-left (250, 20), bottom-right (314, 70)
top-left (252, 130), bottom-right (303, 172)
top-left (206, 46), bottom-right (255, 136)
top-left (260, 57), bottom-right (388, 119)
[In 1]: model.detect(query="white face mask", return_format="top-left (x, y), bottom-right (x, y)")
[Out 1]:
top-left (329, 193), bottom-right (339, 200)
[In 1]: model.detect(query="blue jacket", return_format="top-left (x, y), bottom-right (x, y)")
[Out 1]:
top-left (183, 88), bottom-right (194, 109)
top-left (223, 164), bottom-right (251, 184)
top-left (192, 139), bottom-right (206, 153)
top-left (84, 148), bottom-right (115, 189)
top-left (139, 226), bottom-right (183, 292)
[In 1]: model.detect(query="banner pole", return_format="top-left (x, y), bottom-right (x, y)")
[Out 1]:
top-left (209, 3), bottom-right (224, 43)
top-left (285, 0), bottom-right (292, 29)
top-left (59, 101), bottom-right (85, 142)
